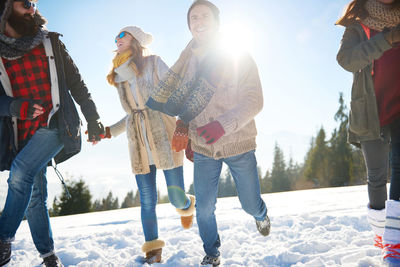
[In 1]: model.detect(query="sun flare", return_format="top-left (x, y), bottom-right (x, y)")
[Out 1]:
top-left (219, 22), bottom-right (255, 57)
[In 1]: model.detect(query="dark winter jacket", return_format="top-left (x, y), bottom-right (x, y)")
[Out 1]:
top-left (336, 23), bottom-right (392, 146)
top-left (0, 31), bottom-right (100, 170)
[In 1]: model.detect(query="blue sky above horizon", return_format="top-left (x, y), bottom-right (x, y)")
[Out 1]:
top-left (0, 0), bottom-right (354, 203)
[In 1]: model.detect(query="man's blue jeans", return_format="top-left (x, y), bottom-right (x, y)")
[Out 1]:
top-left (135, 165), bottom-right (190, 242)
top-left (193, 150), bottom-right (267, 257)
top-left (0, 128), bottom-right (63, 257)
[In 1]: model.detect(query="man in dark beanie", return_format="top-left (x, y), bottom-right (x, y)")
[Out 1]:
top-left (0, 0), bottom-right (105, 266)
top-left (147, 1), bottom-right (270, 265)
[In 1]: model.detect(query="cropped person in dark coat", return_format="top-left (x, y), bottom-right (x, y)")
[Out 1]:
top-left (0, 0), bottom-right (104, 266)
top-left (336, 0), bottom-right (400, 264)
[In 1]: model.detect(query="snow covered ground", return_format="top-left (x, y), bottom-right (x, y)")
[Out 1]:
top-left (7, 185), bottom-right (385, 267)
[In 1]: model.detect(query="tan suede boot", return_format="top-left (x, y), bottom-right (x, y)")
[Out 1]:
top-left (142, 239), bottom-right (165, 265)
top-left (144, 248), bottom-right (162, 264)
top-left (176, 195), bottom-right (196, 229)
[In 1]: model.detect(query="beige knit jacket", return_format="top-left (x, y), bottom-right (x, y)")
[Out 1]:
top-left (109, 55), bottom-right (183, 174)
top-left (188, 53), bottom-right (263, 159)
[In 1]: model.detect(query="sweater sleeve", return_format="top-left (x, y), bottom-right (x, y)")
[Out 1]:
top-left (154, 55), bottom-right (169, 81)
top-left (337, 24), bottom-right (392, 73)
top-left (216, 55), bottom-right (263, 135)
top-left (109, 115), bottom-right (127, 137)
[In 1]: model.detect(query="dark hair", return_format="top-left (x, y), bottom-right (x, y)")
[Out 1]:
top-left (187, 0), bottom-right (220, 29)
top-left (336, 0), bottom-right (400, 26)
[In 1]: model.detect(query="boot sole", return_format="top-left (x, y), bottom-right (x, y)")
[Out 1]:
top-left (0, 258), bottom-right (10, 267)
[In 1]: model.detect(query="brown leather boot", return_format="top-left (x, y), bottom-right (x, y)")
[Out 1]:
top-left (144, 248), bottom-right (162, 264)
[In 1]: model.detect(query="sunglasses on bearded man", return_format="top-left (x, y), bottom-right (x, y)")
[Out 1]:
top-left (14, 0), bottom-right (37, 10)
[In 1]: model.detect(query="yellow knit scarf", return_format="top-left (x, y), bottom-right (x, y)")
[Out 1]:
top-left (107, 50), bottom-right (133, 86)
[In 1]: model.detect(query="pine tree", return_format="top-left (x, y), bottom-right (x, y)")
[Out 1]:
top-left (287, 156), bottom-right (302, 187)
top-left (121, 191), bottom-right (135, 209)
top-left (261, 170), bottom-right (272, 193)
top-left (303, 127), bottom-right (330, 187)
top-left (188, 183), bottom-right (195, 195)
top-left (328, 93), bottom-right (353, 186)
top-left (217, 169), bottom-right (237, 197)
top-left (101, 191), bottom-right (119, 210)
top-left (271, 143), bottom-right (291, 192)
top-left (49, 196), bottom-right (60, 217)
top-left (58, 179), bottom-right (93, 216)
top-left (133, 189), bottom-right (141, 207)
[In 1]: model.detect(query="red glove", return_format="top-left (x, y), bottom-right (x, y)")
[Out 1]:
top-left (196, 120), bottom-right (225, 145)
top-left (185, 139), bottom-right (194, 162)
top-left (172, 120), bottom-right (189, 152)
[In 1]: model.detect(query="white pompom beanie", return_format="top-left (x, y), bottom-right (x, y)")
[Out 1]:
top-left (118, 26), bottom-right (153, 47)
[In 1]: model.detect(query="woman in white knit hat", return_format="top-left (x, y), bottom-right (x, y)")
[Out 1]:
top-left (103, 26), bottom-right (195, 264)
top-left (336, 0), bottom-right (400, 264)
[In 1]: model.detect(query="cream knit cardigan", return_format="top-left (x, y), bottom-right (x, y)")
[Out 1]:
top-left (188, 52), bottom-right (263, 159)
top-left (109, 55), bottom-right (183, 174)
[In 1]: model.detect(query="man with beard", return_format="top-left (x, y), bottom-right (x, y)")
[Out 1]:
top-left (0, 0), bottom-right (105, 266)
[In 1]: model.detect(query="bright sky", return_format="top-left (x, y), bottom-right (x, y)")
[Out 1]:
top-left (0, 0), bottom-right (354, 204)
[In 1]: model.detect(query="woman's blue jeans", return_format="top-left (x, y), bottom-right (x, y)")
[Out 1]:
top-left (193, 150), bottom-right (267, 257)
top-left (135, 165), bottom-right (190, 242)
top-left (0, 128), bottom-right (63, 256)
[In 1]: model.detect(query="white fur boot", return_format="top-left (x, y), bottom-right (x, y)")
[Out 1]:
top-left (383, 200), bottom-right (400, 265)
top-left (367, 204), bottom-right (385, 249)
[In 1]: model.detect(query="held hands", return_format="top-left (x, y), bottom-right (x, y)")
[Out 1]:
top-left (384, 24), bottom-right (400, 46)
top-left (86, 120), bottom-right (105, 145)
top-left (104, 127), bottom-right (111, 139)
top-left (185, 139), bottom-right (194, 162)
top-left (9, 99), bottom-right (43, 120)
top-left (171, 119), bottom-right (189, 152)
top-left (196, 120), bottom-right (225, 145)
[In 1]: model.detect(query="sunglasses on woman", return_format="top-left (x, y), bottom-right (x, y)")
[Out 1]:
top-left (115, 31), bottom-right (127, 43)
top-left (14, 0), bottom-right (37, 10)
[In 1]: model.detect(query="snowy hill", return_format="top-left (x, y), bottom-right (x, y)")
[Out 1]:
top-left (8, 185), bottom-right (383, 267)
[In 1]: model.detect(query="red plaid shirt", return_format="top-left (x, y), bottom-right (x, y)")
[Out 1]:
top-left (2, 44), bottom-right (52, 141)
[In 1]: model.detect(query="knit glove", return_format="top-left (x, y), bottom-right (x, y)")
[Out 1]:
top-left (87, 120), bottom-right (105, 142)
top-left (172, 119), bottom-right (189, 152)
top-left (196, 120), bottom-right (225, 145)
top-left (185, 139), bottom-right (194, 162)
top-left (9, 99), bottom-right (43, 120)
top-left (384, 24), bottom-right (400, 46)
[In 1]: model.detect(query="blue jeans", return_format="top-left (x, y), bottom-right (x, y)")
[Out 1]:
top-left (135, 165), bottom-right (190, 242)
top-left (193, 150), bottom-right (267, 257)
top-left (0, 128), bottom-right (63, 256)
